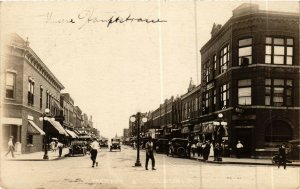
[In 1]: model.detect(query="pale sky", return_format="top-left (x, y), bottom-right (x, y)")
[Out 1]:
top-left (1, 1), bottom-right (299, 139)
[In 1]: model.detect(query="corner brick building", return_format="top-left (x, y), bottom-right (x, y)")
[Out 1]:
top-left (200, 4), bottom-right (299, 157)
top-left (1, 33), bottom-right (66, 153)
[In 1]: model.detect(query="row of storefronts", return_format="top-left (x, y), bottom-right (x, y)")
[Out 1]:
top-left (127, 4), bottom-right (300, 158)
top-left (1, 33), bottom-right (96, 154)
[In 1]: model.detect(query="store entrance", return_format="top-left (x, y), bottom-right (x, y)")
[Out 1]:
top-left (236, 128), bottom-right (252, 158)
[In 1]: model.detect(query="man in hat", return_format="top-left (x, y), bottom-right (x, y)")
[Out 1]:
top-left (90, 138), bottom-right (100, 167)
top-left (5, 136), bottom-right (15, 158)
top-left (145, 137), bottom-right (156, 170)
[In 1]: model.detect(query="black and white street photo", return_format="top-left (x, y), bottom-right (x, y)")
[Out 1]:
top-left (1, 1), bottom-right (300, 189)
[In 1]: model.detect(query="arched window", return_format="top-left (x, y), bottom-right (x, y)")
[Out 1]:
top-left (265, 120), bottom-right (292, 147)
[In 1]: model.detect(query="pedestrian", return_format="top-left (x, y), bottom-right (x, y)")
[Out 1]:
top-left (236, 140), bottom-right (244, 159)
top-left (203, 141), bottom-right (211, 161)
top-left (278, 144), bottom-right (287, 169)
top-left (90, 138), bottom-right (100, 167)
top-left (191, 142), bottom-right (196, 157)
top-left (213, 143), bottom-right (220, 161)
top-left (50, 140), bottom-right (56, 152)
top-left (133, 141), bottom-right (136, 149)
top-left (57, 141), bottom-right (64, 157)
top-left (196, 141), bottom-right (202, 157)
top-left (145, 137), bottom-right (156, 170)
top-left (5, 136), bottom-right (15, 158)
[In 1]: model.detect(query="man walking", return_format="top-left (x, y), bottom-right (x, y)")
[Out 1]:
top-left (90, 138), bottom-right (100, 168)
top-left (57, 141), bottom-right (64, 157)
top-left (5, 136), bottom-right (15, 158)
top-left (145, 137), bottom-right (156, 170)
top-left (278, 144), bottom-right (287, 169)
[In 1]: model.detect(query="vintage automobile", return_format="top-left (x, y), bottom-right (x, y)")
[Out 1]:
top-left (99, 139), bottom-right (109, 148)
top-left (69, 140), bottom-right (86, 156)
top-left (168, 138), bottom-right (189, 157)
top-left (110, 138), bottom-right (121, 151)
top-left (155, 138), bottom-right (169, 154)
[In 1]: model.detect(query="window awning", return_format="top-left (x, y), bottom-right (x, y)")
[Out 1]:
top-left (65, 129), bottom-right (78, 138)
top-left (28, 120), bottom-right (45, 135)
top-left (48, 120), bottom-right (68, 136)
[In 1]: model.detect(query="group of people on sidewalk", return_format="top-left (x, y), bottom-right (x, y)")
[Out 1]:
top-left (190, 140), bottom-right (213, 161)
top-left (49, 139), bottom-right (64, 157)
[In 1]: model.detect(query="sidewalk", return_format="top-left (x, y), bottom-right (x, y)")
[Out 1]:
top-left (2, 148), bottom-right (69, 161)
top-left (190, 155), bottom-right (300, 166)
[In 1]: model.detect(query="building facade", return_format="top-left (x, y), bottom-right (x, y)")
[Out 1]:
top-left (1, 33), bottom-right (65, 153)
top-left (200, 4), bottom-right (299, 157)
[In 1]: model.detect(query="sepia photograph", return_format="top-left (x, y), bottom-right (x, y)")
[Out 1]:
top-left (0, 1), bottom-right (300, 189)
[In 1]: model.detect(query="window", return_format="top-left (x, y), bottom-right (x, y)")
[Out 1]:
top-left (265, 37), bottom-right (293, 65)
top-left (238, 38), bottom-right (252, 65)
top-left (28, 79), bottom-right (34, 105)
top-left (5, 72), bottom-right (16, 99)
top-left (220, 83), bottom-right (229, 109)
top-left (220, 44), bottom-right (230, 74)
top-left (46, 91), bottom-right (49, 108)
top-left (202, 92), bottom-right (208, 114)
top-left (213, 89), bottom-right (216, 111)
top-left (265, 79), bottom-right (293, 106)
top-left (213, 55), bottom-right (217, 76)
top-left (40, 86), bottom-right (43, 109)
top-left (27, 134), bottom-right (33, 145)
top-left (238, 79), bottom-right (252, 105)
top-left (203, 61), bottom-right (209, 83)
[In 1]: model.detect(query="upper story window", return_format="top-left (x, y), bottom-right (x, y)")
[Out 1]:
top-left (265, 78), bottom-right (293, 106)
top-left (28, 79), bottom-right (34, 106)
top-left (213, 55), bottom-right (217, 76)
top-left (238, 79), bottom-right (252, 105)
top-left (265, 37), bottom-right (293, 65)
top-left (5, 72), bottom-right (16, 99)
top-left (46, 91), bottom-right (50, 108)
top-left (238, 38), bottom-right (252, 66)
top-left (203, 61), bottom-right (209, 83)
top-left (220, 83), bottom-right (229, 109)
top-left (220, 44), bottom-right (230, 74)
top-left (40, 86), bottom-right (43, 109)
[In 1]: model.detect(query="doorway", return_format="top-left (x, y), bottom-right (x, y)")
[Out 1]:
top-left (236, 128), bottom-right (253, 158)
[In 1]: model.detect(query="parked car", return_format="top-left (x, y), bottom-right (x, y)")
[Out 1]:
top-left (99, 139), bottom-right (108, 148)
top-left (69, 140), bottom-right (86, 156)
top-left (168, 138), bottom-right (189, 157)
top-left (110, 138), bottom-right (121, 151)
top-left (155, 138), bottom-right (169, 154)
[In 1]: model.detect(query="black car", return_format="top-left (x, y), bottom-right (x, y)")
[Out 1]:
top-left (168, 138), bottom-right (189, 157)
top-left (155, 138), bottom-right (169, 154)
top-left (99, 139), bottom-right (108, 148)
top-left (69, 141), bottom-right (86, 156)
top-left (110, 138), bottom-right (121, 151)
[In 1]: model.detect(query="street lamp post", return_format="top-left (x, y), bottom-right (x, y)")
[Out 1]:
top-left (213, 113), bottom-right (227, 162)
top-left (130, 112), bottom-right (147, 167)
top-left (39, 108), bottom-right (55, 160)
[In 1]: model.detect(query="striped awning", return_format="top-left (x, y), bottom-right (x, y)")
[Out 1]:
top-left (28, 120), bottom-right (45, 135)
top-left (65, 129), bottom-right (79, 138)
top-left (48, 120), bottom-right (68, 136)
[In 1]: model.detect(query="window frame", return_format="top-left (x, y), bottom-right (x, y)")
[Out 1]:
top-left (5, 72), bottom-right (16, 99)
top-left (237, 79), bottom-right (252, 105)
top-left (265, 78), bottom-right (293, 106)
top-left (265, 37), bottom-right (294, 65)
top-left (238, 37), bottom-right (253, 66)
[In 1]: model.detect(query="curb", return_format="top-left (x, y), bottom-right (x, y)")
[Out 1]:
top-left (4, 155), bottom-right (68, 161)
top-left (190, 157), bottom-right (300, 166)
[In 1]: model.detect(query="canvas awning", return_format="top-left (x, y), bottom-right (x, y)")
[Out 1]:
top-left (28, 120), bottom-right (45, 135)
top-left (48, 120), bottom-right (68, 136)
top-left (65, 129), bottom-right (79, 138)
